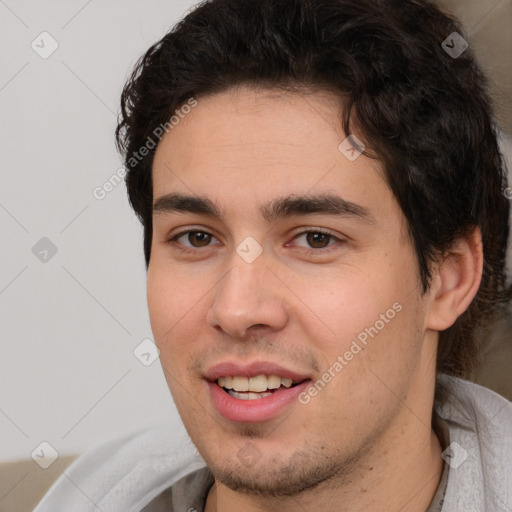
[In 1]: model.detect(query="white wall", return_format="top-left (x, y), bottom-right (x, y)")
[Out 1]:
top-left (0, 0), bottom-right (199, 462)
top-left (1, 0), bottom-right (511, 464)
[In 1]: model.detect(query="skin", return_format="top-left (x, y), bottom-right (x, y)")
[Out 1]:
top-left (148, 86), bottom-right (483, 512)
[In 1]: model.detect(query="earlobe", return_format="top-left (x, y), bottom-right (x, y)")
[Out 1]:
top-left (426, 228), bottom-right (483, 331)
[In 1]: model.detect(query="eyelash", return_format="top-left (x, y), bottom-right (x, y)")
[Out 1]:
top-left (167, 228), bottom-right (343, 255)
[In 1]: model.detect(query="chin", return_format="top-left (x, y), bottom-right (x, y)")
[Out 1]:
top-left (204, 448), bottom-right (354, 498)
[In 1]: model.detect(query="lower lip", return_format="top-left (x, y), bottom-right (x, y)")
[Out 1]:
top-left (207, 380), bottom-right (311, 423)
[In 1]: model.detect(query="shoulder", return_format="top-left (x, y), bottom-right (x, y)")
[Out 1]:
top-left (436, 374), bottom-right (512, 435)
top-left (435, 375), bottom-right (512, 511)
top-left (33, 422), bottom-right (207, 512)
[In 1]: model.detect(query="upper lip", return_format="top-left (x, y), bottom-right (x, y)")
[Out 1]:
top-left (205, 361), bottom-right (312, 383)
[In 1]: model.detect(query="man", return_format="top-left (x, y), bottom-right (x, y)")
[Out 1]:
top-left (35, 0), bottom-right (512, 510)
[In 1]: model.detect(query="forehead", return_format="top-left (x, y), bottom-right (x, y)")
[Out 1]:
top-left (151, 86), bottom-right (391, 218)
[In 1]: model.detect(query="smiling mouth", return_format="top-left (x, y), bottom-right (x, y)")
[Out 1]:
top-left (216, 374), bottom-right (305, 400)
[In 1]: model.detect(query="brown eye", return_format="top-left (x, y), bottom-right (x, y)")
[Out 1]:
top-left (169, 230), bottom-right (217, 249)
top-left (187, 231), bottom-right (212, 247)
top-left (289, 230), bottom-right (342, 252)
top-left (305, 232), bottom-right (332, 248)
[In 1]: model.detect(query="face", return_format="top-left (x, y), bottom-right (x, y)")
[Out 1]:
top-left (148, 86), bottom-right (436, 496)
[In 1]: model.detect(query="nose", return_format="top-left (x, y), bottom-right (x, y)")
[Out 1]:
top-left (207, 255), bottom-right (289, 339)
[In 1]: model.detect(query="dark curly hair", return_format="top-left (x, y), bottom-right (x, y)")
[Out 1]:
top-left (115, 0), bottom-right (511, 380)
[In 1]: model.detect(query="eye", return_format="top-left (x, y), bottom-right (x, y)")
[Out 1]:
top-left (170, 230), bottom-right (218, 249)
top-left (290, 230), bottom-right (341, 250)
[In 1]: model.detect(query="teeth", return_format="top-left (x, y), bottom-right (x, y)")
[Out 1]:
top-left (248, 375), bottom-right (267, 392)
top-left (232, 376), bottom-right (249, 391)
top-left (267, 375), bottom-right (282, 389)
top-left (217, 374), bottom-right (297, 392)
top-left (221, 376), bottom-right (233, 389)
top-left (281, 378), bottom-right (293, 388)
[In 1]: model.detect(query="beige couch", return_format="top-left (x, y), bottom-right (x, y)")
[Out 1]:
top-left (0, 455), bottom-right (78, 512)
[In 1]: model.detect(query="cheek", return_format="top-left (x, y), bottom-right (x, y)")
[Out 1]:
top-left (147, 264), bottom-right (208, 359)
top-left (298, 285), bottom-right (423, 433)
top-left (288, 263), bottom-right (409, 343)
top-left (289, 253), bottom-right (423, 388)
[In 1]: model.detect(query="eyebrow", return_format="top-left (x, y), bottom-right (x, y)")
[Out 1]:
top-left (153, 193), bottom-right (375, 224)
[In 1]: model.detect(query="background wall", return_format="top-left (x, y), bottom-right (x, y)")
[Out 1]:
top-left (0, 0), bottom-right (200, 464)
top-left (0, 0), bottom-right (511, 470)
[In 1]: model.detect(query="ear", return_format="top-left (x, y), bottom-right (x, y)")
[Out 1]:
top-left (426, 227), bottom-right (483, 331)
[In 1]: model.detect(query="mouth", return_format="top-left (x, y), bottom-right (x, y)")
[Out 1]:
top-left (216, 374), bottom-right (305, 400)
top-left (204, 361), bottom-right (313, 422)
top-left (207, 375), bottom-right (312, 423)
